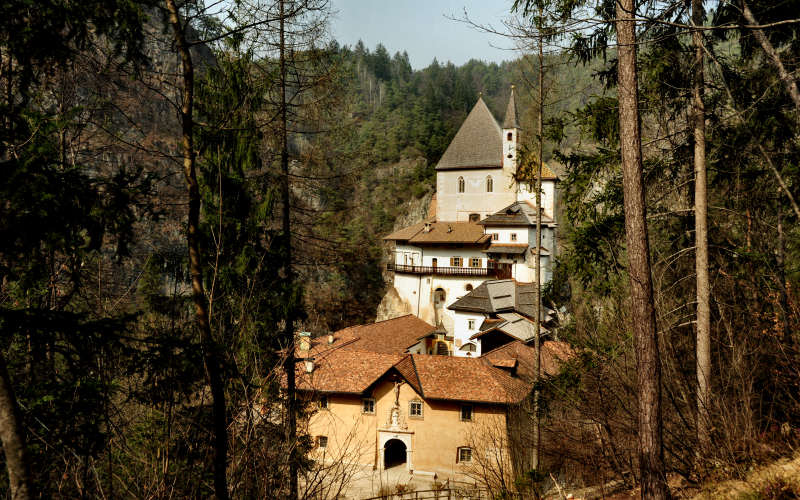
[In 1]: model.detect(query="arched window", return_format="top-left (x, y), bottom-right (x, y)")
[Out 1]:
top-left (460, 343), bottom-right (476, 353)
top-left (486, 176), bottom-right (493, 192)
top-left (458, 176), bottom-right (465, 193)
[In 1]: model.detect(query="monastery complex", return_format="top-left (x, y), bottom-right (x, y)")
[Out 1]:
top-left (290, 88), bottom-right (571, 486)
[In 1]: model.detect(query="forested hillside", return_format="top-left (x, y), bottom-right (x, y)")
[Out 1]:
top-left (1, 0), bottom-right (799, 498)
top-left (307, 42), bottom-right (598, 330)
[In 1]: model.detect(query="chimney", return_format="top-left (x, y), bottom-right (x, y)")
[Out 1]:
top-left (304, 359), bottom-right (314, 373)
top-left (298, 331), bottom-right (311, 351)
top-left (327, 334), bottom-right (334, 344)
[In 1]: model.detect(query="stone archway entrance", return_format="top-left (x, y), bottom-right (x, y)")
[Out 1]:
top-left (383, 439), bottom-right (407, 469)
top-left (378, 430), bottom-right (413, 471)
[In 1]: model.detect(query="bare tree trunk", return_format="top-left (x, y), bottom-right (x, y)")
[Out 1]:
top-left (0, 353), bottom-right (33, 500)
top-left (692, 0), bottom-right (712, 456)
top-left (532, 19), bottom-right (545, 471)
top-left (279, 1), bottom-right (299, 498)
top-left (741, 1), bottom-right (800, 117)
top-left (163, 2), bottom-right (229, 498)
top-left (614, 1), bottom-right (668, 498)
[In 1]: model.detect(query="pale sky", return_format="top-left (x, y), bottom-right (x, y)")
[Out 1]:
top-left (329, 0), bottom-right (518, 69)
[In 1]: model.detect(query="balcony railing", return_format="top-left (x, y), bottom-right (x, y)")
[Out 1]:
top-left (386, 263), bottom-right (497, 277)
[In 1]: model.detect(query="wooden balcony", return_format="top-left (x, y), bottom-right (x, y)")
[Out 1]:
top-left (386, 263), bottom-right (498, 277)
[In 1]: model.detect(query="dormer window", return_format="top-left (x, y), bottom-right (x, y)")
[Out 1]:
top-left (458, 176), bottom-right (465, 193)
top-left (486, 176), bottom-right (493, 192)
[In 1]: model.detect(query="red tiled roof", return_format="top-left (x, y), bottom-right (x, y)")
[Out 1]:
top-left (290, 348), bottom-right (536, 404)
top-left (294, 349), bottom-right (404, 395)
top-left (340, 315), bottom-right (436, 354)
top-left (298, 315), bottom-right (435, 358)
top-left (411, 355), bottom-right (530, 404)
top-left (482, 340), bottom-right (573, 382)
top-left (384, 221), bottom-right (491, 245)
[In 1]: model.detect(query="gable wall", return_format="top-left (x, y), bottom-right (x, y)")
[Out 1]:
top-left (305, 379), bottom-right (508, 478)
top-left (436, 169), bottom-right (516, 221)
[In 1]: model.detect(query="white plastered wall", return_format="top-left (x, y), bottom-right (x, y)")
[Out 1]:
top-left (451, 311), bottom-right (485, 357)
top-left (436, 169), bottom-right (516, 222)
top-left (517, 180), bottom-right (556, 218)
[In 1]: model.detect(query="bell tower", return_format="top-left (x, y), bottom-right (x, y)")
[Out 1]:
top-left (502, 85), bottom-right (520, 178)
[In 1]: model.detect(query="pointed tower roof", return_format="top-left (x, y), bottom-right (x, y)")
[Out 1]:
top-left (435, 97), bottom-right (502, 171)
top-left (502, 85), bottom-right (520, 129)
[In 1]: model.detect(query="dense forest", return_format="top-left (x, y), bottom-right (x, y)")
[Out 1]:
top-left (0, 0), bottom-right (799, 498)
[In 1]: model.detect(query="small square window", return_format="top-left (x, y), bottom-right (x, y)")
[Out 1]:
top-left (362, 398), bottom-right (375, 414)
top-left (319, 396), bottom-right (328, 409)
top-left (467, 319), bottom-right (475, 330)
top-left (317, 436), bottom-right (328, 448)
top-left (469, 257), bottom-right (481, 268)
top-left (510, 233), bottom-right (517, 241)
top-left (450, 257), bottom-right (463, 267)
top-left (460, 405), bottom-right (473, 421)
top-left (409, 401), bottom-right (423, 418)
top-left (458, 447), bottom-right (472, 463)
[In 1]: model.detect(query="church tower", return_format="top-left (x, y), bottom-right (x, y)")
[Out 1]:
top-left (502, 85), bottom-right (520, 178)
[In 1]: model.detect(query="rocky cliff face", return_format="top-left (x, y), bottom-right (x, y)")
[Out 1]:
top-left (375, 189), bottom-right (433, 322)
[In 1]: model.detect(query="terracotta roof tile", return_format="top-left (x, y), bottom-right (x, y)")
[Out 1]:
top-left (385, 221), bottom-right (490, 245)
top-left (295, 349), bottom-right (405, 394)
top-left (339, 315), bottom-right (435, 354)
top-left (411, 355), bottom-right (530, 404)
top-left (483, 340), bottom-right (574, 382)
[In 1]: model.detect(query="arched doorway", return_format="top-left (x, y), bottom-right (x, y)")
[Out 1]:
top-left (384, 439), bottom-right (407, 469)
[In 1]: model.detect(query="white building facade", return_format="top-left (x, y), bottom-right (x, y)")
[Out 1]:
top-left (384, 87), bottom-right (559, 348)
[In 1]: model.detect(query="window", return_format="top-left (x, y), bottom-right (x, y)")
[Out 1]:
top-left (491, 233), bottom-right (499, 241)
top-left (409, 401), bottom-right (423, 418)
top-left (465, 284), bottom-right (473, 292)
top-left (467, 319), bottom-right (475, 330)
top-left (362, 398), bottom-right (375, 414)
top-left (510, 233), bottom-right (517, 242)
top-left (432, 258), bottom-right (438, 268)
top-left (319, 396), bottom-right (328, 409)
top-left (317, 436), bottom-right (328, 448)
top-left (450, 257), bottom-right (463, 267)
top-left (458, 176), bottom-right (465, 193)
top-left (458, 447), bottom-right (473, 463)
top-left (486, 176), bottom-right (493, 192)
top-left (507, 132), bottom-right (513, 141)
top-left (461, 404), bottom-right (473, 421)
top-left (460, 343), bottom-right (477, 353)
top-left (469, 213), bottom-right (480, 222)
top-left (469, 257), bottom-right (481, 268)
